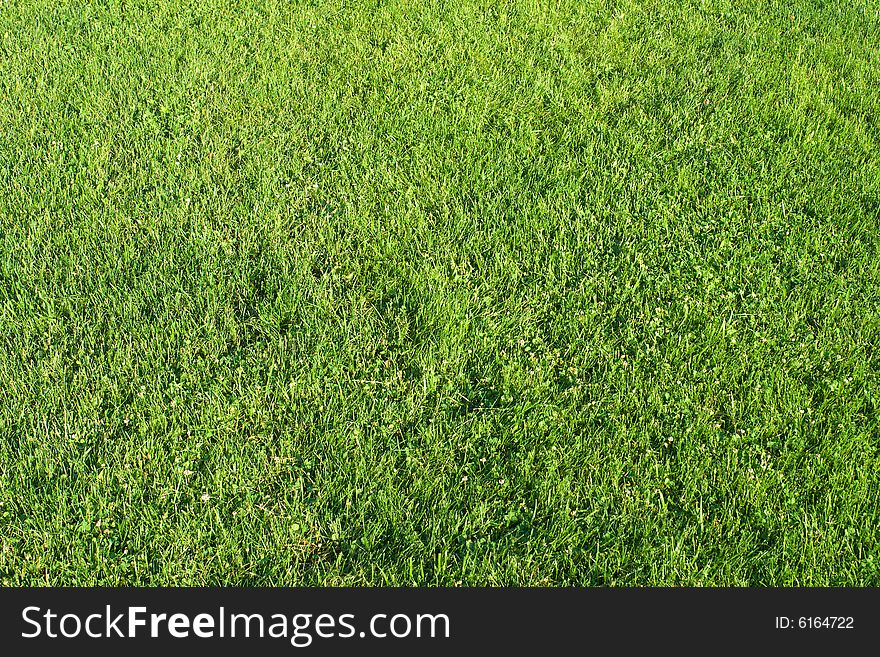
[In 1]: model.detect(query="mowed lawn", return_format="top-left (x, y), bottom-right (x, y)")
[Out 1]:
top-left (1, 0), bottom-right (879, 586)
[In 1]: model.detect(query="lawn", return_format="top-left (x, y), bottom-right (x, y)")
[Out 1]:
top-left (1, 0), bottom-right (879, 585)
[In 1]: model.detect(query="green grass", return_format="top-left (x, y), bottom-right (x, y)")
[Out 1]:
top-left (1, 0), bottom-right (879, 586)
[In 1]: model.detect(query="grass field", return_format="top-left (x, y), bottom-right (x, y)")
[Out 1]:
top-left (1, 0), bottom-right (879, 585)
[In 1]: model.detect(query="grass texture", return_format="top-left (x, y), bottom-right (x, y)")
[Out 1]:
top-left (1, 0), bottom-right (879, 585)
